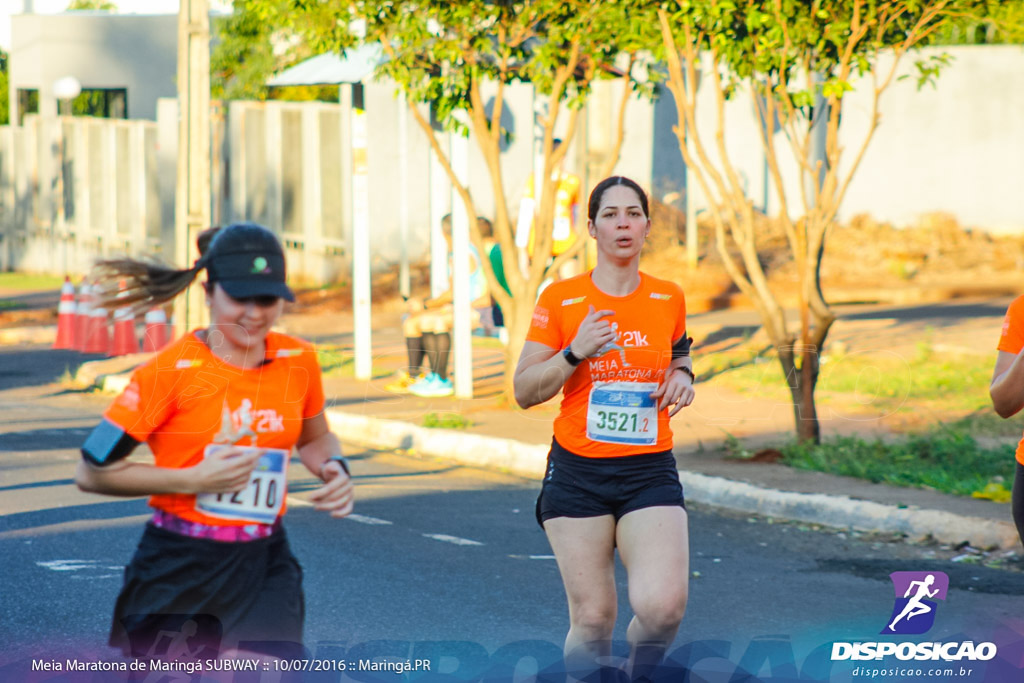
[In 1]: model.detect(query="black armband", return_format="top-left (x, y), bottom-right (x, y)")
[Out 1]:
top-left (672, 333), bottom-right (694, 359)
top-left (81, 418), bottom-right (140, 467)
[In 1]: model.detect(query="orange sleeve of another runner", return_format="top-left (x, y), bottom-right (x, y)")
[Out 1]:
top-left (526, 284), bottom-right (563, 350)
top-left (997, 296), bottom-right (1024, 355)
top-left (104, 361), bottom-right (177, 442)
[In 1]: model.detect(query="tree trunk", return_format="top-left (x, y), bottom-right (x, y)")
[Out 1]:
top-left (502, 292), bottom-right (537, 403)
top-left (779, 344), bottom-right (822, 444)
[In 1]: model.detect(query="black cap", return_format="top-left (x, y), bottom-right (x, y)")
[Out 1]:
top-left (205, 223), bottom-right (295, 302)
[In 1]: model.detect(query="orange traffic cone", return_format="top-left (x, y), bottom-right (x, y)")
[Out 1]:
top-left (83, 298), bottom-right (110, 355)
top-left (74, 282), bottom-right (92, 352)
top-left (52, 276), bottom-right (77, 350)
top-left (110, 281), bottom-right (139, 356)
top-left (142, 306), bottom-right (170, 352)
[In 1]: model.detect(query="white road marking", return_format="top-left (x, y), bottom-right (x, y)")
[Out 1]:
top-left (70, 574), bottom-right (120, 580)
top-left (286, 496), bottom-right (313, 507)
top-left (36, 559), bottom-right (100, 571)
top-left (346, 514), bottom-right (393, 526)
top-left (423, 534), bottom-right (484, 547)
top-left (529, 555), bottom-right (557, 560)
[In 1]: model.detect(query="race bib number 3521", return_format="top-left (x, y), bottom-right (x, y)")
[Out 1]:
top-left (586, 382), bottom-right (658, 446)
top-left (195, 446), bottom-right (289, 524)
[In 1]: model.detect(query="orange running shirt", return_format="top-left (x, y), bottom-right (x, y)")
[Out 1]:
top-left (104, 331), bottom-right (325, 525)
top-left (996, 295), bottom-right (1024, 465)
top-left (526, 272), bottom-right (687, 457)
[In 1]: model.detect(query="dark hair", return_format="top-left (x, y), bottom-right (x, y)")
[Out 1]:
top-left (587, 176), bottom-right (649, 222)
top-left (441, 213), bottom-right (493, 238)
top-left (89, 226), bottom-right (226, 312)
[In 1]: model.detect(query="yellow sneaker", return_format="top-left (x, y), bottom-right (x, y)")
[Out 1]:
top-left (384, 371), bottom-right (425, 394)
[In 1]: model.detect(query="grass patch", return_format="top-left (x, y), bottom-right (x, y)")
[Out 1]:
top-left (315, 344), bottom-right (387, 378)
top-left (422, 412), bottom-right (473, 429)
top-left (0, 273), bottom-right (66, 291)
top-left (705, 342), bottom-right (995, 415)
top-left (316, 345), bottom-right (354, 375)
top-left (945, 410), bottom-right (1024, 439)
top-left (779, 428), bottom-right (1016, 499)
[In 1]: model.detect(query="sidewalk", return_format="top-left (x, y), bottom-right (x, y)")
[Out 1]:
top-left (63, 303), bottom-right (1021, 552)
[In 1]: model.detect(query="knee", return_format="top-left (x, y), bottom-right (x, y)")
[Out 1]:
top-left (570, 601), bottom-right (617, 641)
top-left (633, 586), bottom-right (688, 634)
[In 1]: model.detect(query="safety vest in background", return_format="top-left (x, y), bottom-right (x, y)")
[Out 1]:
top-left (516, 170), bottom-right (582, 257)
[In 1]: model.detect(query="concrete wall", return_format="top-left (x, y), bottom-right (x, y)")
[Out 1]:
top-left (9, 13), bottom-right (177, 123)
top-left (2, 46), bottom-right (1020, 280)
top-left (684, 45), bottom-right (1024, 233)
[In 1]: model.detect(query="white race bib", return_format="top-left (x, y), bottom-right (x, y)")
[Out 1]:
top-left (586, 381), bottom-right (659, 446)
top-left (195, 446), bottom-right (289, 524)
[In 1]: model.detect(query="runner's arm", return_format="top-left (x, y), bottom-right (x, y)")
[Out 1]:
top-left (75, 446), bottom-right (261, 497)
top-left (513, 341), bottom-right (574, 409)
top-left (990, 350), bottom-right (1024, 418)
top-left (296, 412), bottom-right (354, 518)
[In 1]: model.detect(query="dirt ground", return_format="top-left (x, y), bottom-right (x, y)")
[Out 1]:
top-left (287, 205), bottom-right (1024, 317)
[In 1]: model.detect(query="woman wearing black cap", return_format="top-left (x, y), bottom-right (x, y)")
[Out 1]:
top-left (75, 223), bottom-right (353, 660)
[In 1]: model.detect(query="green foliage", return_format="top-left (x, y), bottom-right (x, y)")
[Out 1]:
top-left (422, 412), bottom-right (473, 429)
top-left (273, 0), bottom-right (651, 141)
top-left (67, 0), bottom-right (116, 9)
top-left (211, 0), bottom-right (338, 102)
top-left (930, 0), bottom-right (1024, 44)
top-left (780, 429), bottom-right (1016, 499)
top-left (648, 0), bottom-right (981, 110)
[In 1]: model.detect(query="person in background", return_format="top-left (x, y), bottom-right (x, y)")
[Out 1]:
top-left (477, 216), bottom-right (510, 339)
top-left (514, 176), bottom-right (695, 682)
top-left (386, 214), bottom-right (490, 397)
top-left (76, 223), bottom-right (353, 660)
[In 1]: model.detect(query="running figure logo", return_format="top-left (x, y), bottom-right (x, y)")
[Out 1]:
top-left (881, 571), bottom-right (949, 635)
top-left (596, 322), bottom-right (630, 367)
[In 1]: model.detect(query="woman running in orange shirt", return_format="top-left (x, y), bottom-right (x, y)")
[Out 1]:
top-left (988, 296), bottom-right (1024, 545)
top-left (75, 223), bottom-right (353, 660)
top-left (513, 176), bottom-right (695, 681)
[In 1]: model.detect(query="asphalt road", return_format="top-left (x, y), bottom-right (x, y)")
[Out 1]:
top-left (1, 344), bottom-right (1022, 682)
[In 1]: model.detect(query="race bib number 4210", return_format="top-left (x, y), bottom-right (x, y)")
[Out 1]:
top-left (586, 381), bottom-right (658, 446)
top-left (195, 446), bottom-right (289, 524)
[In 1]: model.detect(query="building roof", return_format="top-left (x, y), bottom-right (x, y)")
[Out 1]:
top-left (267, 44), bottom-right (385, 86)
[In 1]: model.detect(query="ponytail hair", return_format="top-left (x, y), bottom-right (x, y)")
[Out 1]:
top-left (89, 226), bottom-right (223, 313)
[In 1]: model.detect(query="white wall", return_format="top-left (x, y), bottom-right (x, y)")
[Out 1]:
top-left (683, 45), bottom-right (1024, 232)
top-left (9, 13), bottom-right (177, 122)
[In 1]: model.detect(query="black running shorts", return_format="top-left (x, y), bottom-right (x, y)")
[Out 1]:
top-left (536, 437), bottom-right (686, 528)
top-left (109, 523), bottom-right (305, 659)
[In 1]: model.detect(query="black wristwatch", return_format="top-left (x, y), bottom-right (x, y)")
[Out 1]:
top-left (562, 345), bottom-right (585, 367)
top-left (674, 366), bottom-right (696, 384)
top-left (320, 455), bottom-right (351, 479)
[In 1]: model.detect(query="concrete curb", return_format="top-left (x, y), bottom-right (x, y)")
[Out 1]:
top-left (324, 409), bottom-right (1021, 551)
top-left (679, 472), bottom-right (1021, 550)
top-left (88, 374), bottom-right (1021, 550)
top-left (324, 410), bottom-right (549, 480)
